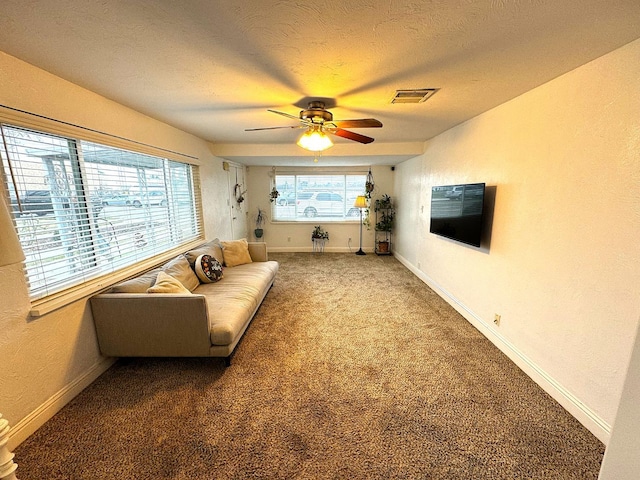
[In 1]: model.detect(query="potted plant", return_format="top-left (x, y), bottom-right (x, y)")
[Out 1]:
top-left (254, 207), bottom-right (267, 238)
top-left (374, 195), bottom-right (394, 253)
top-left (269, 187), bottom-right (280, 203)
top-left (311, 225), bottom-right (329, 240)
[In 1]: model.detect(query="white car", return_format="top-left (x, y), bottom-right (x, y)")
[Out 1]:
top-left (129, 191), bottom-right (167, 207)
top-left (296, 192), bottom-right (359, 218)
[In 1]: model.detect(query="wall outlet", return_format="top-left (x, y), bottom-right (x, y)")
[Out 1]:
top-left (287, 236), bottom-right (291, 242)
top-left (348, 237), bottom-right (352, 243)
top-left (494, 314), bottom-right (501, 326)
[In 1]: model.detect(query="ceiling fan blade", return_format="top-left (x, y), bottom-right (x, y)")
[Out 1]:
top-left (330, 128), bottom-right (375, 144)
top-left (332, 119), bottom-right (383, 128)
top-left (267, 109), bottom-right (303, 122)
top-left (245, 125), bottom-right (303, 131)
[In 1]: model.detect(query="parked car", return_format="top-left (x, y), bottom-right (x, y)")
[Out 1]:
top-left (10, 190), bottom-right (64, 215)
top-left (277, 191), bottom-right (311, 206)
top-left (129, 191), bottom-right (167, 207)
top-left (296, 192), bottom-right (359, 218)
top-left (445, 186), bottom-right (463, 200)
top-left (100, 193), bottom-right (132, 206)
top-left (11, 190), bottom-right (103, 215)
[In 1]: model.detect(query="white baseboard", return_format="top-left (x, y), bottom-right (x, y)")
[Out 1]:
top-left (394, 252), bottom-right (611, 445)
top-left (268, 246), bottom-right (373, 253)
top-left (8, 356), bottom-right (116, 450)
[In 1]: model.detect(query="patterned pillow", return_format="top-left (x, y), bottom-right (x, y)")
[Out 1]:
top-left (194, 254), bottom-right (223, 283)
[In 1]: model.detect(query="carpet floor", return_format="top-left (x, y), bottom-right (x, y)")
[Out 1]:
top-left (15, 253), bottom-right (605, 479)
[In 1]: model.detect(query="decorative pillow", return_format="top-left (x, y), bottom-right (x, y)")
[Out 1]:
top-left (110, 268), bottom-right (162, 293)
top-left (162, 255), bottom-right (200, 292)
top-left (147, 271), bottom-right (192, 294)
top-left (184, 238), bottom-right (224, 266)
top-left (194, 254), bottom-right (223, 283)
top-left (221, 238), bottom-right (253, 267)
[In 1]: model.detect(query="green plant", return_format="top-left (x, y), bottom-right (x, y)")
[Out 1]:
top-left (375, 211), bottom-right (394, 232)
top-left (374, 194), bottom-right (395, 232)
top-left (362, 207), bottom-right (371, 230)
top-left (269, 187), bottom-right (280, 203)
top-left (311, 225), bottom-right (329, 240)
top-left (374, 194), bottom-right (393, 211)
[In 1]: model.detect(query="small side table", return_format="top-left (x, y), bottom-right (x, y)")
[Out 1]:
top-left (312, 237), bottom-right (326, 253)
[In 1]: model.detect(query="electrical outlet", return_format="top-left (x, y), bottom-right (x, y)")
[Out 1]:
top-left (494, 314), bottom-right (501, 326)
top-left (348, 237), bottom-right (352, 243)
top-left (287, 236), bottom-right (291, 242)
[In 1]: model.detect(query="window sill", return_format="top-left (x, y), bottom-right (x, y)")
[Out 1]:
top-left (29, 238), bottom-right (204, 317)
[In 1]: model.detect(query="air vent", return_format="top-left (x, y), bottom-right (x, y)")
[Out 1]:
top-left (390, 88), bottom-right (439, 104)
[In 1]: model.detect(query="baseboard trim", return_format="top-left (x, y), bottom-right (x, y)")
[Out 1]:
top-left (268, 247), bottom-right (373, 253)
top-left (8, 356), bottom-right (116, 450)
top-left (394, 252), bottom-right (611, 445)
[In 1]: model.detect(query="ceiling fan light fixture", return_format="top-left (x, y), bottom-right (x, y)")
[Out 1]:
top-left (297, 127), bottom-right (333, 152)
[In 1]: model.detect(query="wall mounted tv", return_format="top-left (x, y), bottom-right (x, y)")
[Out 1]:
top-left (429, 183), bottom-right (485, 247)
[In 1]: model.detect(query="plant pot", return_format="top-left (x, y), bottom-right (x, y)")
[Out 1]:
top-left (377, 241), bottom-right (389, 253)
top-left (254, 228), bottom-right (263, 238)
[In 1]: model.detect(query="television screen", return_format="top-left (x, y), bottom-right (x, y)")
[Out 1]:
top-left (430, 183), bottom-right (485, 247)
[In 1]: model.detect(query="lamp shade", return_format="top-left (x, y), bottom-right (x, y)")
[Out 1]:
top-left (297, 128), bottom-right (333, 152)
top-left (0, 195), bottom-right (24, 267)
top-left (353, 195), bottom-right (368, 209)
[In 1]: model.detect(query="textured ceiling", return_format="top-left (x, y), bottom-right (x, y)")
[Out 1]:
top-left (1, 0), bottom-right (640, 166)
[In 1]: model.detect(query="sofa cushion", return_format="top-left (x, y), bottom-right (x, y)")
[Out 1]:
top-left (196, 261), bottom-right (279, 345)
top-left (147, 271), bottom-right (192, 294)
top-left (110, 268), bottom-right (161, 293)
top-left (194, 254), bottom-right (223, 283)
top-left (184, 239), bottom-right (224, 265)
top-left (221, 238), bottom-right (253, 267)
top-left (162, 255), bottom-right (200, 292)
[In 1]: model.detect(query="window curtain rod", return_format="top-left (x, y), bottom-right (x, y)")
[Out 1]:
top-left (0, 103), bottom-right (198, 160)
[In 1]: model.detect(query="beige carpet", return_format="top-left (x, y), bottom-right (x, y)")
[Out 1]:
top-left (15, 253), bottom-right (605, 479)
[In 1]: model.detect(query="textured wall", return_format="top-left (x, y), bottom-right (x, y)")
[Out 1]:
top-left (0, 51), bottom-right (231, 446)
top-left (393, 38), bottom-right (640, 443)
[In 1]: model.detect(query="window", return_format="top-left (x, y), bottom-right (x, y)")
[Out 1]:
top-left (1, 124), bottom-right (202, 300)
top-left (272, 174), bottom-right (366, 221)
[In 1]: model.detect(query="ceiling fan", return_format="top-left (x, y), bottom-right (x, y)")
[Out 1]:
top-left (245, 101), bottom-right (382, 151)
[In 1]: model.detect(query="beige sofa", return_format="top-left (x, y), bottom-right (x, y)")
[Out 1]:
top-left (90, 240), bottom-right (278, 365)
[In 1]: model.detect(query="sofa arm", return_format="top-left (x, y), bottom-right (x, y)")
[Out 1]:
top-left (90, 293), bottom-right (211, 357)
top-left (248, 242), bottom-right (268, 262)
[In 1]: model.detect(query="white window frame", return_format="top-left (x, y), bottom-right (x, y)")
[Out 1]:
top-left (0, 120), bottom-right (204, 316)
top-left (271, 172), bottom-right (367, 223)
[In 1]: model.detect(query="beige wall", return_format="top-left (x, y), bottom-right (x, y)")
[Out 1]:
top-left (393, 39), bottom-right (640, 444)
top-left (245, 165), bottom-right (395, 252)
top-left (0, 51), bottom-right (232, 448)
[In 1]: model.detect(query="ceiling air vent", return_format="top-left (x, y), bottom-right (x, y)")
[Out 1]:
top-left (390, 88), bottom-right (439, 104)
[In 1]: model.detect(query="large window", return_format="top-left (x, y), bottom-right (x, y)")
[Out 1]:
top-left (272, 174), bottom-right (366, 221)
top-left (1, 124), bottom-right (202, 300)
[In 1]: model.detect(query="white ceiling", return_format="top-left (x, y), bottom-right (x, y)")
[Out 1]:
top-left (1, 1), bottom-right (640, 167)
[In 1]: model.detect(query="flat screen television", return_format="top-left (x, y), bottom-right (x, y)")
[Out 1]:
top-left (429, 183), bottom-right (485, 247)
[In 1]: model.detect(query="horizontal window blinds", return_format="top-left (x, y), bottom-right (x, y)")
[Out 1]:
top-left (1, 124), bottom-right (203, 300)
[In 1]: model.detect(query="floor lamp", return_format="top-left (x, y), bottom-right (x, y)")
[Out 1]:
top-left (354, 195), bottom-right (368, 255)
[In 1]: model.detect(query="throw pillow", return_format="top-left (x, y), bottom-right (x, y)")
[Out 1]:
top-left (162, 255), bottom-right (200, 292)
top-left (110, 268), bottom-right (162, 293)
top-left (194, 254), bottom-right (223, 283)
top-left (184, 238), bottom-right (224, 266)
top-left (147, 271), bottom-right (192, 294)
top-left (221, 238), bottom-right (253, 267)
